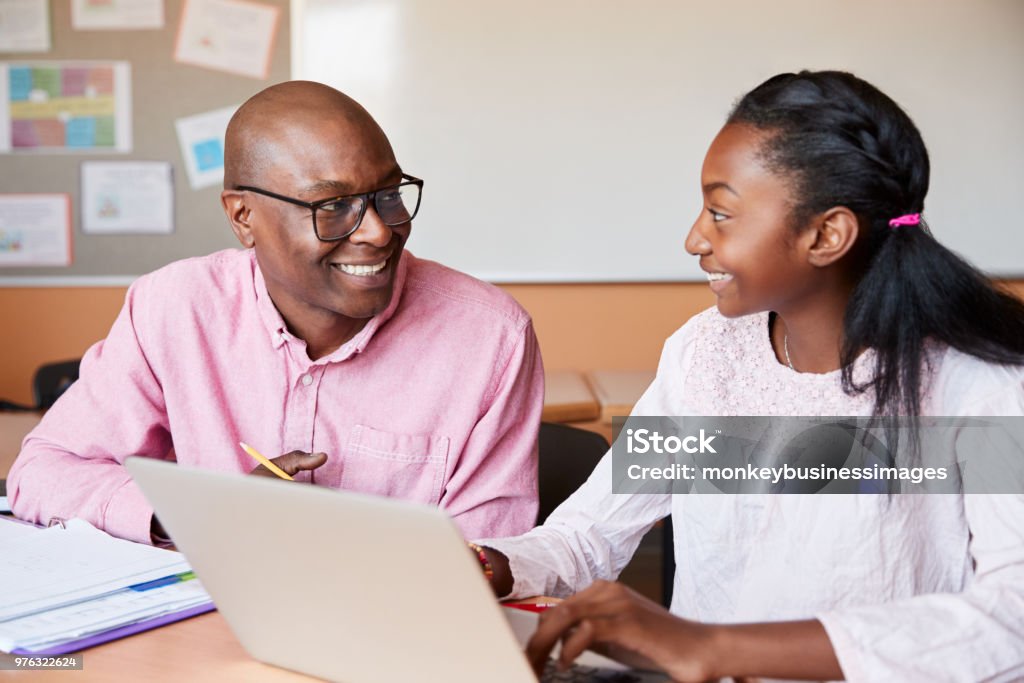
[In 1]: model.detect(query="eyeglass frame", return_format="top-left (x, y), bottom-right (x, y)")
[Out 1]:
top-left (234, 173), bottom-right (424, 242)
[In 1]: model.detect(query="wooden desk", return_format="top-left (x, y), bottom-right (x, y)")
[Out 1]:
top-left (0, 595), bottom-right (555, 682)
top-left (0, 412), bottom-right (41, 479)
top-left (586, 370), bottom-right (655, 425)
top-left (0, 610), bottom-right (313, 682)
top-left (542, 370), bottom-right (600, 423)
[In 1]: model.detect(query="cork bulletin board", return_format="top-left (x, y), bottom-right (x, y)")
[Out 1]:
top-left (0, 0), bottom-right (290, 283)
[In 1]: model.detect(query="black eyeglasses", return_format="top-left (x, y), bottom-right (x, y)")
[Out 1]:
top-left (236, 173), bottom-right (423, 242)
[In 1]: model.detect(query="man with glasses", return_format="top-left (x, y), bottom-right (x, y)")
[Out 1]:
top-left (9, 81), bottom-right (544, 545)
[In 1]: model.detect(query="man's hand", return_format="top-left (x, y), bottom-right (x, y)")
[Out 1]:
top-left (248, 450), bottom-right (328, 479)
top-left (525, 580), bottom-right (720, 682)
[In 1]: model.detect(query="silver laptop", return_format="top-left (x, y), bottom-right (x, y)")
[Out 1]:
top-left (126, 457), bottom-right (668, 682)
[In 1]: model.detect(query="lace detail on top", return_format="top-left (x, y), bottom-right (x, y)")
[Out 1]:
top-left (682, 310), bottom-right (884, 416)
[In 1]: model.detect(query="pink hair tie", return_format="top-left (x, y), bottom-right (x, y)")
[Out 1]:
top-left (888, 213), bottom-right (921, 228)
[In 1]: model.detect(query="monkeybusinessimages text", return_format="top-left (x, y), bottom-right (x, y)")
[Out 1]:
top-left (623, 427), bottom-right (949, 486)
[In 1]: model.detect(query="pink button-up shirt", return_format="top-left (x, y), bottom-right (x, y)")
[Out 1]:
top-left (9, 249), bottom-right (543, 543)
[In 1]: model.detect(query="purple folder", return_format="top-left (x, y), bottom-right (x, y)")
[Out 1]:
top-left (10, 603), bottom-right (217, 656)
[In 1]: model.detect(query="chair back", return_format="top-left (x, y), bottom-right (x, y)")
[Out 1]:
top-left (32, 359), bottom-right (81, 409)
top-left (537, 422), bottom-right (609, 524)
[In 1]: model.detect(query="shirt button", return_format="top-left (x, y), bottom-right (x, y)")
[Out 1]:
top-left (301, 374), bottom-right (313, 386)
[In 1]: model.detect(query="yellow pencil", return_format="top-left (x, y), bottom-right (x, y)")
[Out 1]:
top-left (239, 442), bottom-right (294, 481)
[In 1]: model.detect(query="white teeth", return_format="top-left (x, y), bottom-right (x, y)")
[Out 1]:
top-left (338, 260), bottom-right (386, 276)
top-left (706, 272), bottom-right (732, 282)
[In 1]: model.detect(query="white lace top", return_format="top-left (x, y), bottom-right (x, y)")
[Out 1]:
top-left (481, 308), bottom-right (1024, 682)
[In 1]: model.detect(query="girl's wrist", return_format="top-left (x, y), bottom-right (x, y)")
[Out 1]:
top-left (699, 623), bottom-right (735, 680)
top-left (662, 621), bottom-right (729, 682)
top-left (484, 547), bottom-right (514, 598)
top-left (467, 544), bottom-right (513, 598)
top-left (466, 542), bottom-right (493, 581)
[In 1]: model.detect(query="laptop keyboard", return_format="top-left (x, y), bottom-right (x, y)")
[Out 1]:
top-left (541, 660), bottom-right (642, 682)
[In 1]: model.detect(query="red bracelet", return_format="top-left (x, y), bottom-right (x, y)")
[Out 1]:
top-left (467, 542), bottom-right (494, 581)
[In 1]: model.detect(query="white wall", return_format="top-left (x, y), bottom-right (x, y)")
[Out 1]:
top-left (295, 0), bottom-right (1024, 281)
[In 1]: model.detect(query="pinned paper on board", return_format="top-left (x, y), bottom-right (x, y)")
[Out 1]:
top-left (174, 104), bottom-right (237, 190)
top-left (0, 61), bottom-right (132, 153)
top-left (0, 194), bottom-right (72, 267)
top-left (81, 161), bottom-right (174, 234)
top-left (173, 0), bottom-right (279, 79)
top-left (71, 0), bottom-right (165, 30)
top-left (0, 0), bottom-right (51, 53)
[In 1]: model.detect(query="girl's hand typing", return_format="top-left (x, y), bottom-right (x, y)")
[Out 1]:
top-left (525, 580), bottom-right (843, 681)
top-left (525, 580), bottom-right (721, 681)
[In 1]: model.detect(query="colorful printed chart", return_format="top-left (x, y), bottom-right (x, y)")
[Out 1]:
top-left (1, 61), bottom-right (132, 153)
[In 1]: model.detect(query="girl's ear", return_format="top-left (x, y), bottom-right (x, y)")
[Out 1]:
top-left (807, 207), bottom-right (859, 267)
top-left (221, 190), bottom-right (256, 248)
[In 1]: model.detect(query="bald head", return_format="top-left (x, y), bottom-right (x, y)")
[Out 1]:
top-left (224, 81), bottom-right (394, 190)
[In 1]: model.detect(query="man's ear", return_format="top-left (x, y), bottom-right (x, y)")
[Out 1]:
top-left (806, 207), bottom-right (859, 268)
top-left (221, 190), bottom-right (255, 248)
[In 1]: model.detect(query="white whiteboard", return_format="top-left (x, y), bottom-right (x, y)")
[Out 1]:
top-left (294, 0), bottom-right (1024, 282)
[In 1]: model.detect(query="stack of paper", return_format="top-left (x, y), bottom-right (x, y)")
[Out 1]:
top-left (0, 518), bottom-right (213, 654)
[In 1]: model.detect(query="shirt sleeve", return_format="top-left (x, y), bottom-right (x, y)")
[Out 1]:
top-left (477, 320), bottom-right (702, 599)
top-left (818, 492), bottom-right (1024, 682)
top-left (439, 318), bottom-right (544, 539)
top-left (7, 277), bottom-right (172, 544)
top-left (817, 366), bottom-right (1024, 682)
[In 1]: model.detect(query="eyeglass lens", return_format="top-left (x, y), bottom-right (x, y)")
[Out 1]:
top-left (315, 183), bottom-right (421, 239)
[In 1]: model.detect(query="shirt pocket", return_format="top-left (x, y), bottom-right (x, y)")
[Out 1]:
top-left (340, 425), bottom-right (450, 505)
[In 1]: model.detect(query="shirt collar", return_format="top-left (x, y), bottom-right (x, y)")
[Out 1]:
top-left (251, 249), bottom-right (411, 361)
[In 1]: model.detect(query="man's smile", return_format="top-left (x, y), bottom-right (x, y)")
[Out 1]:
top-left (333, 259), bottom-right (388, 276)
